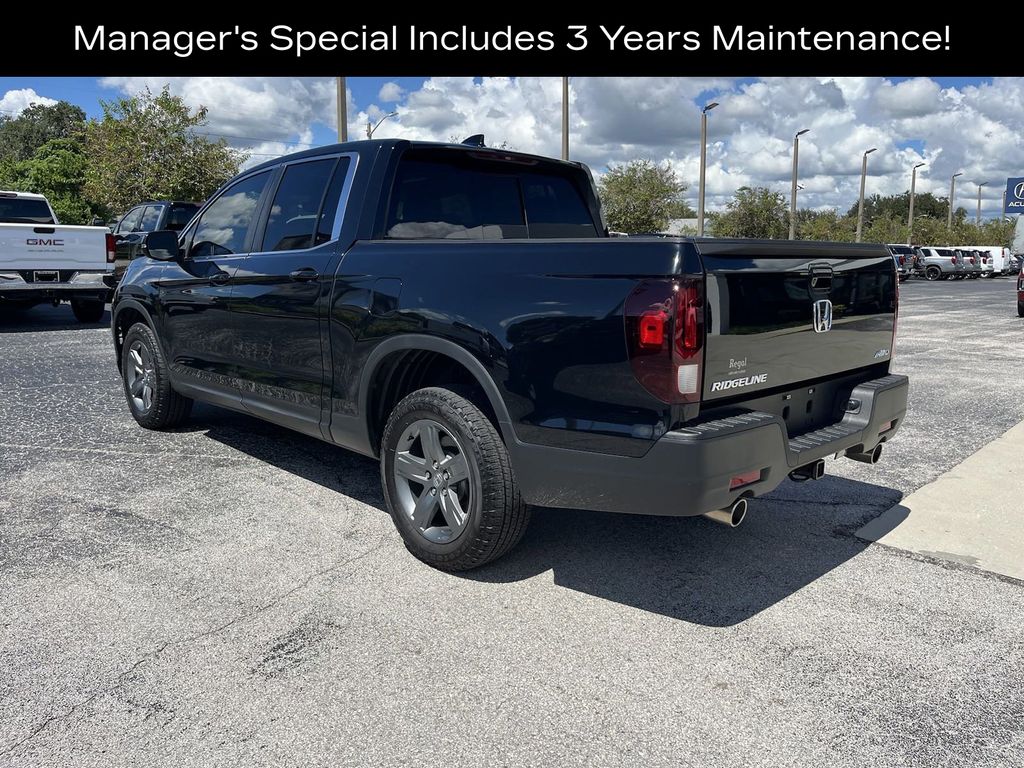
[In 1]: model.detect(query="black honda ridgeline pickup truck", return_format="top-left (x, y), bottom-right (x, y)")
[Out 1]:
top-left (111, 139), bottom-right (908, 570)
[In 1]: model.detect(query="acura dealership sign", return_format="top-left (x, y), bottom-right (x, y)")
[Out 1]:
top-left (1005, 177), bottom-right (1024, 213)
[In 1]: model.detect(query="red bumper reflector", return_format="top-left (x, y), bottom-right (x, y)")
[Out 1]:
top-left (729, 469), bottom-right (762, 490)
top-left (878, 420), bottom-right (895, 435)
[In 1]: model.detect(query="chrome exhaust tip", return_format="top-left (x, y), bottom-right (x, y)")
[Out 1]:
top-left (703, 497), bottom-right (748, 528)
top-left (847, 443), bottom-right (883, 465)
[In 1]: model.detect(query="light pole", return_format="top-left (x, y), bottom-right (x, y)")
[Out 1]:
top-left (908, 162), bottom-right (926, 243)
top-left (948, 172), bottom-right (963, 229)
top-left (366, 112), bottom-right (398, 139)
top-left (855, 147), bottom-right (877, 243)
top-left (562, 76), bottom-right (569, 161)
top-left (336, 77), bottom-right (347, 143)
top-left (697, 101), bottom-right (719, 237)
top-left (789, 129), bottom-right (810, 240)
top-left (976, 181), bottom-right (988, 225)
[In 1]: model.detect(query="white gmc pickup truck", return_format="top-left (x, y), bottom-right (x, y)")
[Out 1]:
top-left (0, 190), bottom-right (115, 322)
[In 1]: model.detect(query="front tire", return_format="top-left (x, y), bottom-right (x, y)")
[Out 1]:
top-left (120, 322), bottom-right (192, 429)
top-left (381, 387), bottom-right (529, 571)
top-left (925, 266), bottom-right (941, 281)
top-left (70, 298), bottom-right (105, 323)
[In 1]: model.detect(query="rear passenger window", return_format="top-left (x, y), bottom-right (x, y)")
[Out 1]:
top-left (261, 158), bottom-right (337, 252)
top-left (314, 157), bottom-right (352, 245)
top-left (139, 205), bottom-right (162, 232)
top-left (191, 171), bottom-right (271, 258)
top-left (386, 159), bottom-right (527, 240)
top-left (522, 175), bottom-right (598, 238)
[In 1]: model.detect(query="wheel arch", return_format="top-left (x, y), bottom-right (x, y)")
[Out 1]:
top-left (359, 335), bottom-right (515, 456)
top-left (111, 299), bottom-right (159, 371)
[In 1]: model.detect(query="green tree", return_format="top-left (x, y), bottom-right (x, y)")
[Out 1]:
top-left (0, 137), bottom-right (99, 224)
top-left (0, 101), bottom-right (86, 163)
top-left (845, 191), bottom-right (949, 227)
top-left (797, 209), bottom-right (856, 242)
top-left (84, 87), bottom-right (244, 215)
top-left (598, 159), bottom-right (688, 233)
top-left (862, 214), bottom-right (909, 245)
top-left (709, 186), bottom-right (788, 239)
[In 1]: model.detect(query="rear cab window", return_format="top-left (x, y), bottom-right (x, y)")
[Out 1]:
top-left (384, 149), bottom-right (601, 240)
top-left (0, 196), bottom-right (55, 224)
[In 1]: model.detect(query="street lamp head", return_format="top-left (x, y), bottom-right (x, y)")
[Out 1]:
top-left (796, 129), bottom-right (810, 137)
top-left (703, 102), bottom-right (719, 113)
top-left (864, 147), bottom-right (877, 156)
top-left (914, 162), bottom-right (926, 170)
top-left (952, 172), bottom-right (963, 179)
top-left (979, 181), bottom-right (989, 187)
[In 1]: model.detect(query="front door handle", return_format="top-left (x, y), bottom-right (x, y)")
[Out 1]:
top-left (290, 267), bottom-right (319, 282)
top-left (209, 271), bottom-right (230, 286)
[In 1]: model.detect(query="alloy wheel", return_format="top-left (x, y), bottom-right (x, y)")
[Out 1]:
top-left (125, 340), bottom-right (156, 414)
top-left (392, 419), bottom-right (473, 544)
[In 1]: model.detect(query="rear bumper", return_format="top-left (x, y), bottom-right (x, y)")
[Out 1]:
top-left (512, 374), bottom-right (909, 516)
top-left (0, 273), bottom-right (112, 302)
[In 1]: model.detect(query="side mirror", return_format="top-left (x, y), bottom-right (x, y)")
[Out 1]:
top-left (91, 217), bottom-right (106, 227)
top-left (142, 230), bottom-right (181, 261)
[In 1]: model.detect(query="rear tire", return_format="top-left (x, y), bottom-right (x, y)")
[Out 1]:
top-left (925, 266), bottom-right (941, 281)
top-left (1018, 301), bottom-right (1024, 318)
top-left (381, 387), bottom-right (529, 571)
top-left (70, 298), bottom-right (105, 323)
top-left (120, 322), bottom-right (192, 429)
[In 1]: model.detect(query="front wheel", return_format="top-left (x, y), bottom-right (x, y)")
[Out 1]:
top-left (381, 387), bottom-right (529, 571)
top-left (70, 298), bottom-right (105, 323)
top-left (925, 266), bottom-right (941, 281)
top-left (120, 322), bottom-right (192, 429)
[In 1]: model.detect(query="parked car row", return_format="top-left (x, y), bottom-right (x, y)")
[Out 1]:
top-left (887, 244), bottom-right (1015, 281)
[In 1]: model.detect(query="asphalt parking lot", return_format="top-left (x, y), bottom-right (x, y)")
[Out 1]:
top-left (2, 277), bottom-right (1023, 767)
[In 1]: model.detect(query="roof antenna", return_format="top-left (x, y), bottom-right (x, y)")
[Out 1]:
top-left (461, 134), bottom-right (486, 147)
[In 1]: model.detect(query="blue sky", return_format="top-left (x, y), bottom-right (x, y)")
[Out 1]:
top-left (0, 76), bottom-right (1015, 216)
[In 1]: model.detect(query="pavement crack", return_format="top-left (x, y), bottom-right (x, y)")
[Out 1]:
top-left (0, 536), bottom-right (385, 756)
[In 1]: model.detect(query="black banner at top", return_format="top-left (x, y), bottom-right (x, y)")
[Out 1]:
top-left (3, 13), bottom-right (1017, 76)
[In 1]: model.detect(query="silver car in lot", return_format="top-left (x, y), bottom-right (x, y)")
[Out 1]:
top-left (916, 247), bottom-right (963, 280)
top-left (955, 248), bottom-right (983, 279)
top-left (887, 244), bottom-right (915, 281)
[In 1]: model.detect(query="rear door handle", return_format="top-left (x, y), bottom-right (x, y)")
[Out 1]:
top-left (290, 267), bottom-right (319, 282)
top-left (209, 271), bottom-right (230, 286)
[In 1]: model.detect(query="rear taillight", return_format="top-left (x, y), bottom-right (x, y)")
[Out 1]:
top-left (970, 256), bottom-right (976, 264)
top-left (891, 271), bottom-right (899, 362)
top-left (105, 233), bottom-right (116, 263)
top-left (626, 277), bottom-right (706, 404)
top-left (898, 255), bottom-right (905, 266)
top-left (951, 255), bottom-right (958, 264)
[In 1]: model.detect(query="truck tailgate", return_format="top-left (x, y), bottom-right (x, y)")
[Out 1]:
top-left (0, 223), bottom-right (112, 272)
top-left (697, 240), bottom-right (896, 402)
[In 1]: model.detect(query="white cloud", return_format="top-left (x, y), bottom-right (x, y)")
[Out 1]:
top-left (378, 82), bottom-right (404, 102)
top-left (0, 88), bottom-right (57, 116)
top-left (97, 76), bottom-right (1024, 217)
top-left (875, 78), bottom-right (941, 117)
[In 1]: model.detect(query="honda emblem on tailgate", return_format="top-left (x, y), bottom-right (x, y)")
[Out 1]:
top-left (812, 299), bottom-right (833, 333)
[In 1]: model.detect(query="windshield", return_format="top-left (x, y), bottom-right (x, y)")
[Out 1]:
top-left (0, 197), bottom-right (55, 224)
